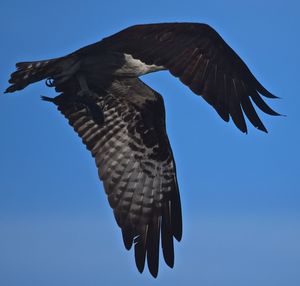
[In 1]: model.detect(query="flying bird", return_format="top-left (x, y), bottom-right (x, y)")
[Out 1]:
top-left (5, 22), bottom-right (279, 277)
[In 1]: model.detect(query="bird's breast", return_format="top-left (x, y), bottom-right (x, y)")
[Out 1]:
top-left (113, 53), bottom-right (165, 77)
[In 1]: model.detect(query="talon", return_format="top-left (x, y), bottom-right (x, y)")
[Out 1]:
top-left (46, 78), bottom-right (54, 87)
top-left (76, 74), bottom-right (96, 98)
top-left (75, 73), bottom-right (104, 125)
top-left (77, 89), bottom-right (91, 97)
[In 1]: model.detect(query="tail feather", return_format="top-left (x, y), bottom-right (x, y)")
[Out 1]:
top-left (5, 58), bottom-right (60, 93)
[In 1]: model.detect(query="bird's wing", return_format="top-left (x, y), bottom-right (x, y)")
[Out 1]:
top-left (43, 77), bottom-right (182, 278)
top-left (79, 22), bottom-right (279, 133)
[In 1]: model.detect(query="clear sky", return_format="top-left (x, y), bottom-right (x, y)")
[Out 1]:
top-left (0, 0), bottom-right (299, 285)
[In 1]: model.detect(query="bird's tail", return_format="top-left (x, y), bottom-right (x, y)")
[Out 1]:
top-left (5, 58), bottom-right (61, 93)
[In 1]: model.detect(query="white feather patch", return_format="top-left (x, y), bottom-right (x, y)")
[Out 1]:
top-left (115, 54), bottom-right (165, 76)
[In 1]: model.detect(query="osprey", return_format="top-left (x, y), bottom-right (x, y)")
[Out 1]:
top-left (5, 23), bottom-right (279, 277)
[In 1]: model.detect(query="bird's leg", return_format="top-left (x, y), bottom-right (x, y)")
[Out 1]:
top-left (75, 73), bottom-right (105, 124)
top-left (76, 73), bottom-right (94, 97)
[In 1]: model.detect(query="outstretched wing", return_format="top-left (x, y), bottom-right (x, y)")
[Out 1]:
top-left (43, 77), bottom-right (182, 277)
top-left (78, 22), bottom-right (279, 133)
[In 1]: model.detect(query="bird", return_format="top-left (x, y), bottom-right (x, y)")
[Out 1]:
top-left (5, 22), bottom-right (279, 278)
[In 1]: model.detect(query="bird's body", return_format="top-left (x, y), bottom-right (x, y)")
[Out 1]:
top-left (5, 22), bottom-right (279, 277)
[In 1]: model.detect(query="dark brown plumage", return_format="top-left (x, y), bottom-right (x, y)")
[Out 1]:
top-left (5, 22), bottom-right (279, 277)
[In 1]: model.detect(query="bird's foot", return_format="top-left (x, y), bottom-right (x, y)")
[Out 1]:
top-left (75, 75), bottom-right (104, 125)
top-left (77, 89), bottom-right (94, 98)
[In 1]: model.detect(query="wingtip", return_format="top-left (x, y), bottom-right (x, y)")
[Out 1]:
top-left (174, 231), bottom-right (182, 242)
top-left (149, 269), bottom-right (158, 278)
top-left (257, 125), bottom-right (268, 133)
top-left (136, 260), bottom-right (145, 274)
top-left (134, 235), bottom-right (147, 275)
top-left (270, 111), bottom-right (282, 116)
top-left (267, 93), bottom-right (279, 99)
top-left (4, 87), bottom-right (13, 93)
top-left (148, 259), bottom-right (159, 278)
top-left (164, 253), bottom-right (175, 268)
top-left (236, 124), bottom-right (248, 134)
top-left (123, 241), bottom-right (133, 250)
top-left (137, 264), bottom-right (158, 278)
top-left (238, 124), bottom-right (248, 134)
top-left (121, 228), bottom-right (133, 250)
top-left (257, 85), bottom-right (278, 99)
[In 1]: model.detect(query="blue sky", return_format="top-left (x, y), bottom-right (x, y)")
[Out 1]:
top-left (0, 0), bottom-right (299, 285)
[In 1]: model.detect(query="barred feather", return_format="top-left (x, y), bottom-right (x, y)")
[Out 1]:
top-left (5, 59), bottom-right (61, 93)
top-left (42, 77), bottom-right (182, 278)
